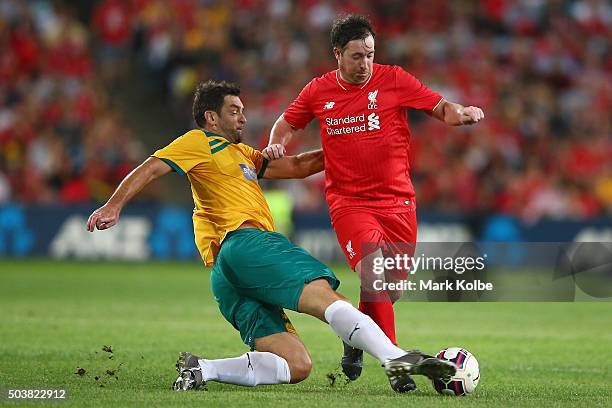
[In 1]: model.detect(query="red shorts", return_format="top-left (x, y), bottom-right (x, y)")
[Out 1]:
top-left (331, 205), bottom-right (417, 270)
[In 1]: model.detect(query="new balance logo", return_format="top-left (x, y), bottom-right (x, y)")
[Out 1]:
top-left (367, 113), bottom-right (380, 130)
top-left (324, 101), bottom-right (335, 110)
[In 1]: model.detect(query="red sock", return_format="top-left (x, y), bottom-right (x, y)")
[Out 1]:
top-left (359, 298), bottom-right (397, 345)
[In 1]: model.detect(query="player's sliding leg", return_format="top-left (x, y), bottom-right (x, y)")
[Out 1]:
top-left (299, 280), bottom-right (403, 362)
top-left (173, 351), bottom-right (289, 390)
top-left (173, 333), bottom-right (309, 390)
top-left (176, 350), bottom-right (293, 389)
top-left (175, 229), bottom-right (452, 392)
top-left (298, 279), bottom-right (456, 391)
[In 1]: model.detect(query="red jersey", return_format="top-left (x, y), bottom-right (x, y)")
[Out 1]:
top-left (283, 64), bottom-right (443, 217)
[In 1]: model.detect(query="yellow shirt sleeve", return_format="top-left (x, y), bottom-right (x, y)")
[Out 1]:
top-left (151, 130), bottom-right (211, 175)
top-left (237, 143), bottom-right (269, 178)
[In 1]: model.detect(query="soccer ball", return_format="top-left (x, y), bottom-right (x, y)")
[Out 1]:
top-left (433, 347), bottom-right (480, 396)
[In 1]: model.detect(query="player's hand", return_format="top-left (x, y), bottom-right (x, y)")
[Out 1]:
top-left (459, 106), bottom-right (484, 125)
top-left (86, 204), bottom-right (120, 232)
top-left (262, 144), bottom-right (286, 160)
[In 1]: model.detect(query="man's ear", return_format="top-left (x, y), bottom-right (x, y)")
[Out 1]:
top-left (204, 111), bottom-right (217, 125)
top-left (333, 47), bottom-right (342, 61)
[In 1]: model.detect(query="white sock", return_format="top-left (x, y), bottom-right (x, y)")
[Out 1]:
top-left (198, 352), bottom-right (290, 386)
top-left (324, 300), bottom-right (406, 362)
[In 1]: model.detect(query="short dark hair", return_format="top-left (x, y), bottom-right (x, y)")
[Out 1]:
top-left (192, 80), bottom-right (241, 128)
top-left (330, 14), bottom-right (375, 50)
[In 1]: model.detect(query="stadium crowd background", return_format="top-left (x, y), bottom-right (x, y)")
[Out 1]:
top-left (1, 0), bottom-right (610, 224)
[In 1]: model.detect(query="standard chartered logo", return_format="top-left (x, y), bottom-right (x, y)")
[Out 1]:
top-left (325, 113), bottom-right (381, 135)
top-left (367, 113), bottom-right (380, 130)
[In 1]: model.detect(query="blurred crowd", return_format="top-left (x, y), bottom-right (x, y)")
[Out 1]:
top-left (1, 0), bottom-right (610, 223)
top-left (0, 0), bottom-right (146, 205)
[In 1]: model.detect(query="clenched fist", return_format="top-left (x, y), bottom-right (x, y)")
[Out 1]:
top-left (459, 106), bottom-right (485, 125)
top-left (262, 144), bottom-right (286, 160)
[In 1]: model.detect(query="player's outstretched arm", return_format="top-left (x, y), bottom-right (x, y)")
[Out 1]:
top-left (262, 149), bottom-right (324, 179)
top-left (432, 99), bottom-right (484, 126)
top-left (263, 115), bottom-right (299, 160)
top-left (86, 157), bottom-right (172, 232)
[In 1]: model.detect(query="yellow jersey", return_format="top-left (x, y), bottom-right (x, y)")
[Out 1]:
top-left (152, 129), bottom-right (275, 266)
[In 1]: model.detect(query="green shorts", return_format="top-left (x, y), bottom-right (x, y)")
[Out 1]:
top-left (210, 228), bottom-right (339, 349)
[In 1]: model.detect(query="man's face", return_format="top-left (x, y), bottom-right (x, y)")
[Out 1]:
top-left (212, 95), bottom-right (246, 143)
top-left (334, 35), bottom-right (375, 84)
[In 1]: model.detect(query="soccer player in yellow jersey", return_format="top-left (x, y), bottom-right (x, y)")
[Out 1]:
top-left (86, 80), bottom-right (455, 392)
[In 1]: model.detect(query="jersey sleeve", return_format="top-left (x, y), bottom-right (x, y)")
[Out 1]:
top-left (151, 130), bottom-right (211, 175)
top-left (282, 80), bottom-right (315, 130)
top-left (395, 66), bottom-right (443, 114)
top-left (238, 143), bottom-right (269, 178)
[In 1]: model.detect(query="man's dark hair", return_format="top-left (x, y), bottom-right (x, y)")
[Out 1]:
top-left (330, 14), bottom-right (375, 50)
top-left (192, 80), bottom-right (241, 128)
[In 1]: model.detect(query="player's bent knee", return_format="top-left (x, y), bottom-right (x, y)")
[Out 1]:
top-left (287, 353), bottom-right (312, 383)
top-left (253, 332), bottom-right (312, 383)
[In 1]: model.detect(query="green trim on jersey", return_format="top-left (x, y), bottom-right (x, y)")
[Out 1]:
top-left (208, 139), bottom-right (223, 147)
top-left (211, 142), bottom-right (231, 154)
top-left (258, 158), bottom-right (269, 178)
top-left (203, 130), bottom-right (223, 138)
top-left (159, 157), bottom-right (185, 176)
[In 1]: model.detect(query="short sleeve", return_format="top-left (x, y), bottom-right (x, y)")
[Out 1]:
top-left (237, 143), bottom-right (268, 178)
top-left (151, 130), bottom-right (211, 175)
top-left (395, 66), bottom-right (443, 113)
top-left (283, 80), bottom-right (315, 130)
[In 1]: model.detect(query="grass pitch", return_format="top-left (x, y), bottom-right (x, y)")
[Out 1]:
top-left (0, 260), bottom-right (611, 407)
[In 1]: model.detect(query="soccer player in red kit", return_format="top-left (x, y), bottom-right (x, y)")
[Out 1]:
top-left (263, 15), bottom-right (484, 392)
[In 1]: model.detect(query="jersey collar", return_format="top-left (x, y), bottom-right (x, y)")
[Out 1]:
top-left (203, 129), bottom-right (230, 142)
top-left (335, 66), bottom-right (374, 91)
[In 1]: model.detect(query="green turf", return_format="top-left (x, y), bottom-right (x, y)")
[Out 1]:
top-left (0, 260), bottom-right (611, 407)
